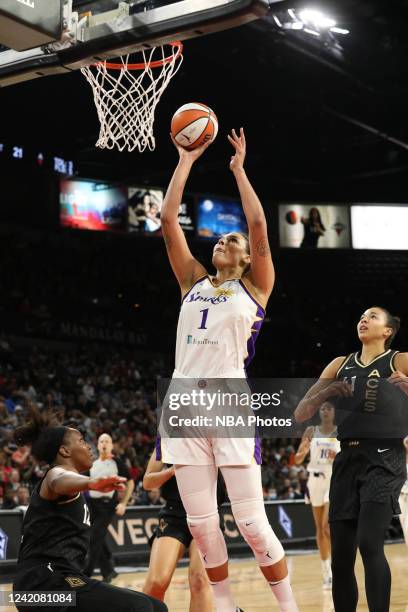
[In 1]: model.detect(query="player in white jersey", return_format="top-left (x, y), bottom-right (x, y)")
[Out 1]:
top-left (295, 401), bottom-right (340, 589)
top-left (398, 436), bottom-right (408, 546)
top-left (157, 129), bottom-right (298, 612)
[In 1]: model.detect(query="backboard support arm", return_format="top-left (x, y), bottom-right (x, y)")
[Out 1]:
top-left (0, 0), bottom-right (271, 87)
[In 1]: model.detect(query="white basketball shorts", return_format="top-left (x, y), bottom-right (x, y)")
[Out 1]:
top-left (157, 368), bottom-right (262, 466)
top-left (306, 471), bottom-right (331, 507)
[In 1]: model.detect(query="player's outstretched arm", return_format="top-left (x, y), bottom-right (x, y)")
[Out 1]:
top-left (142, 451), bottom-right (175, 491)
top-left (228, 128), bottom-right (274, 302)
top-left (294, 357), bottom-right (352, 422)
top-left (43, 467), bottom-right (126, 500)
top-left (161, 137), bottom-right (210, 295)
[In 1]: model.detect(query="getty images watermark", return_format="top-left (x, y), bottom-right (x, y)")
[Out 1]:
top-left (166, 388), bottom-right (291, 429)
top-left (156, 377), bottom-right (408, 439)
top-left (157, 378), bottom-right (296, 438)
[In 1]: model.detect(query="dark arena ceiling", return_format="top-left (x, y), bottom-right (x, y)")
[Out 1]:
top-left (2, 0), bottom-right (408, 201)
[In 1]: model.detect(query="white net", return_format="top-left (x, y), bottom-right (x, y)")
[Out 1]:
top-left (81, 43), bottom-right (183, 153)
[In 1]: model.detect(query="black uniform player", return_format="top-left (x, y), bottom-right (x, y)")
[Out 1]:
top-left (12, 405), bottom-right (167, 612)
top-left (142, 448), bottom-right (228, 611)
top-left (295, 306), bottom-right (408, 612)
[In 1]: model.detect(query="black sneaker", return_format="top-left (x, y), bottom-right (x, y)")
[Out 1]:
top-left (103, 570), bottom-right (118, 583)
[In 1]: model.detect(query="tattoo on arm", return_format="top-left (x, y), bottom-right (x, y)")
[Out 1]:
top-left (255, 237), bottom-right (271, 257)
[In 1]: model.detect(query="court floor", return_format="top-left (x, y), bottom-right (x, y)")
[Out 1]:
top-left (2, 544), bottom-right (407, 611)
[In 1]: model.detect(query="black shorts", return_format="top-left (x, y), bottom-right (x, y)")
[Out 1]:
top-left (149, 515), bottom-right (193, 549)
top-left (13, 561), bottom-right (166, 612)
top-left (149, 511), bottom-right (226, 549)
top-left (329, 440), bottom-right (406, 522)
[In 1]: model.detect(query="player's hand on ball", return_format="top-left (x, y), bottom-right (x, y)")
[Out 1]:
top-left (170, 134), bottom-right (211, 162)
top-left (388, 371), bottom-right (408, 395)
top-left (88, 476), bottom-right (127, 493)
top-left (228, 127), bottom-right (246, 172)
top-left (115, 502), bottom-right (126, 516)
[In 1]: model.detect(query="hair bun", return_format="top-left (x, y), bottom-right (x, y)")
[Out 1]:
top-left (13, 405), bottom-right (43, 447)
top-left (13, 404), bottom-right (65, 457)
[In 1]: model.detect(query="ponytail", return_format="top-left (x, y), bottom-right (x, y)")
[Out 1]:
top-left (373, 307), bottom-right (401, 348)
top-left (14, 404), bottom-right (68, 464)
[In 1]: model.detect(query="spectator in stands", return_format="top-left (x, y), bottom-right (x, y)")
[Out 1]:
top-left (8, 468), bottom-right (21, 491)
top-left (15, 485), bottom-right (30, 511)
top-left (0, 451), bottom-right (12, 492)
top-left (147, 488), bottom-right (164, 506)
top-left (2, 487), bottom-right (17, 509)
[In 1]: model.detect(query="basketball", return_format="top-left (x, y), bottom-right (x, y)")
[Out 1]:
top-left (171, 102), bottom-right (218, 150)
top-left (286, 210), bottom-right (298, 225)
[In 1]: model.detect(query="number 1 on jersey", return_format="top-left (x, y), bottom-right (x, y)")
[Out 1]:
top-left (83, 504), bottom-right (91, 526)
top-left (198, 308), bottom-right (209, 330)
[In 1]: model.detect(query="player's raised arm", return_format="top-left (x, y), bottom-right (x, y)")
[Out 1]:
top-left (160, 137), bottom-right (210, 295)
top-left (228, 128), bottom-right (275, 302)
top-left (294, 426), bottom-right (314, 464)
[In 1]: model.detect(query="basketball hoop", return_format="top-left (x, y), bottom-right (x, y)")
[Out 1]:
top-left (81, 42), bottom-right (183, 153)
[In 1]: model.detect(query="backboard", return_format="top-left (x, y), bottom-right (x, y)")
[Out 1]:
top-left (0, 0), bottom-right (272, 87)
top-left (0, 0), bottom-right (62, 51)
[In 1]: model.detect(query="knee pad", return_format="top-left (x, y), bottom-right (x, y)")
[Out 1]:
top-left (187, 512), bottom-right (228, 569)
top-left (233, 500), bottom-right (284, 566)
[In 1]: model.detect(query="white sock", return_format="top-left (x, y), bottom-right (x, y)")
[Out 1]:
top-left (209, 577), bottom-right (236, 612)
top-left (321, 558), bottom-right (332, 579)
top-left (269, 576), bottom-right (299, 612)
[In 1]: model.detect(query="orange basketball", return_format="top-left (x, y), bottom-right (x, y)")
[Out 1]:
top-left (171, 102), bottom-right (218, 150)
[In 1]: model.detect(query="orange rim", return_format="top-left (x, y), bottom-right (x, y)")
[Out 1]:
top-left (102, 41), bottom-right (183, 70)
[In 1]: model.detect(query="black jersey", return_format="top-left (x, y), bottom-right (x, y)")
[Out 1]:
top-left (160, 467), bottom-right (183, 508)
top-left (335, 349), bottom-right (408, 440)
top-left (18, 472), bottom-right (91, 574)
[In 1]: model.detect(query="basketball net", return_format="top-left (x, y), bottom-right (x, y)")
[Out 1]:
top-left (81, 42), bottom-right (183, 153)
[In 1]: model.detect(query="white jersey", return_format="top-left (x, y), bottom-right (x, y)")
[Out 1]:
top-left (307, 427), bottom-right (340, 474)
top-left (175, 275), bottom-right (265, 377)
